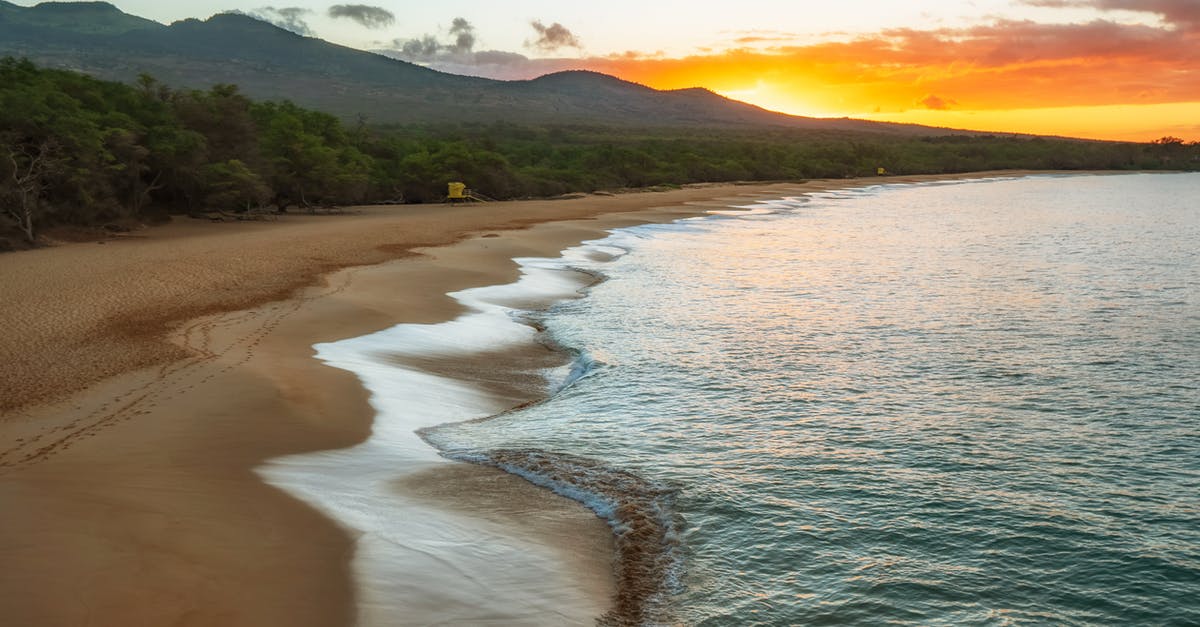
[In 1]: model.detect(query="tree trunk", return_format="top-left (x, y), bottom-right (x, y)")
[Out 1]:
top-left (18, 194), bottom-right (35, 243)
top-left (5, 140), bottom-right (58, 243)
top-left (132, 170), bottom-right (163, 216)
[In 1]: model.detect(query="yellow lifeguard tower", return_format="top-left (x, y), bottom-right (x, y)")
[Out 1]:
top-left (877, 167), bottom-right (889, 176)
top-left (446, 182), bottom-right (493, 203)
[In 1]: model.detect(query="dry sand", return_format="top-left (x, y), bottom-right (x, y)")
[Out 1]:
top-left (0, 172), bottom-right (1050, 625)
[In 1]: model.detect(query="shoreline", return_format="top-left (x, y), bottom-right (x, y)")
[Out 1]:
top-left (0, 171), bottom-right (1076, 625)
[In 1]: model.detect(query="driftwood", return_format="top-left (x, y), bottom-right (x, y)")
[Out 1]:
top-left (188, 211), bottom-right (228, 222)
top-left (187, 204), bottom-right (362, 221)
top-left (188, 209), bottom-right (278, 222)
top-left (244, 205), bottom-right (280, 221)
top-left (302, 204), bottom-right (346, 215)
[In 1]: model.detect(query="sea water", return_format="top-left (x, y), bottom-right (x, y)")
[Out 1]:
top-left (427, 173), bottom-right (1200, 625)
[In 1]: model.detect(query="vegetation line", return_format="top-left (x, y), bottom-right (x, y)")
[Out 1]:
top-left (2, 57), bottom-right (1196, 248)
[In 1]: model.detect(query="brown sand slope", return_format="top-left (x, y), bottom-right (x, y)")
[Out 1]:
top-left (0, 188), bottom-right (780, 413)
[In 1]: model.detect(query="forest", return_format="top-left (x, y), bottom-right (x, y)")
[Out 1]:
top-left (2, 56), bottom-right (1197, 246)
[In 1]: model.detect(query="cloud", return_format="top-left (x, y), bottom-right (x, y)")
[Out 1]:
top-left (734, 35), bottom-right (792, 45)
top-left (473, 50), bottom-right (533, 66)
top-left (726, 29), bottom-right (806, 46)
top-left (374, 48), bottom-right (588, 80)
top-left (385, 17), bottom-right (477, 62)
top-left (233, 6), bottom-right (315, 37)
top-left (569, 16), bottom-right (1200, 113)
top-left (1023, 0), bottom-right (1200, 29)
top-left (397, 35), bottom-right (442, 59)
top-left (919, 94), bottom-right (957, 110)
top-left (528, 20), bottom-right (582, 52)
top-left (328, 4), bottom-right (395, 29)
top-left (448, 17), bottom-right (477, 53)
top-left (373, 17), bottom-right (587, 80)
top-left (375, 6), bottom-right (1198, 122)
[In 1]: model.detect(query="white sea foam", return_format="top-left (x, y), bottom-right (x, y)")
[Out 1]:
top-left (256, 236), bottom-right (630, 625)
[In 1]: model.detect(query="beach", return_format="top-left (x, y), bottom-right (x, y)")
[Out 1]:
top-left (0, 173), bottom-right (1047, 625)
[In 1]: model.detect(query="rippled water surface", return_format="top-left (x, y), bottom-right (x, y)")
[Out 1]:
top-left (440, 173), bottom-right (1200, 625)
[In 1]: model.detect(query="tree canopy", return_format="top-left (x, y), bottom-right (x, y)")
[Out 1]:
top-left (2, 57), bottom-right (1197, 245)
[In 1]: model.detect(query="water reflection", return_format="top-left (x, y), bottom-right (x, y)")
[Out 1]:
top-left (440, 173), bottom-right (1200, 625)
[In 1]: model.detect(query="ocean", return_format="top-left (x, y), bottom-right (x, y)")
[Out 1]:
top-left (269, 173), bottom-right (1200, 625)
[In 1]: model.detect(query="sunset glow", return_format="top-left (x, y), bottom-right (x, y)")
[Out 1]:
top-left (569, 4), bottom-right (1200, 141)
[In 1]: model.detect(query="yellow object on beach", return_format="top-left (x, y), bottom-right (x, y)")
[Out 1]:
top-left (446, 182), bottom-right (493, 203)
top-left (877, 167), bottom-right (888, 175)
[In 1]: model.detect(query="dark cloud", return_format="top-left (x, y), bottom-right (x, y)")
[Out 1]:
top-left (528, 20), bottom-right (582, 52)
top-left (376, 18), bottom-right (587, 80)
top-left (233, 6), bottom-right (315, 37)
top-left (918, 94), bottom-right (957, 110)
top-left (943, 19), bottom-right (1192, 66)
top-left (398, 35), bottom-right (442, 59)
top-left (448, 17), bottom-right (477, 53)
top-left (1024, 0), bottom-right (1200, 29)
top-left (387, 17), bottom-right (476, 62)
top-left (328, 4), bottom-right (395, 29)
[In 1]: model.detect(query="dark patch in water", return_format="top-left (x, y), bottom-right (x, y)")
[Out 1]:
top-left (445, 448), bottom-right (681, 626)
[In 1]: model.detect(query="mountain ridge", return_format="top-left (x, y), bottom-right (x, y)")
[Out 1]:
top-left (0, 0), bottom-right (160, 34)
top-left (0, 2), bottom-right (992, 135)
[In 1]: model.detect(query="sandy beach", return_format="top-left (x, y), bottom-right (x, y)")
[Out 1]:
top-left (0, 172), bottom-right (1048, 625)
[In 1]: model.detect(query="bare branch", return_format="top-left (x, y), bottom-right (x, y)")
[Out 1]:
top-left (1, 139), bottom-right (62, 243)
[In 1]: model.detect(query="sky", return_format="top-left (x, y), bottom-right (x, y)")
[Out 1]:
top-left (14, 1), bottom-right (1200, 141)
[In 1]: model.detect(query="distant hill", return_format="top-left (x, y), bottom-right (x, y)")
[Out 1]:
top-left (0, 1), bottom-right (982, 135)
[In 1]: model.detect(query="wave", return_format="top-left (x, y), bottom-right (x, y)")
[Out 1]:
top-left (415, 235), bottom-right (690, 624)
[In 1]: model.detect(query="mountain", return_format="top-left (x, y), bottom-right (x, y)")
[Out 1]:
top-left (0, 0), bottom-right (158, 35)
top-left (0, 2), bottom-right (972, 135)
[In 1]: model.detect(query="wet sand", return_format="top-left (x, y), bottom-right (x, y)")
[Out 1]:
top-left (0, 173), bottom-right (1051, 625)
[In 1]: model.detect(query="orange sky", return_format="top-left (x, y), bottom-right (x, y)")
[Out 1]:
top-left (572, 4), bottom-right (1200, 141)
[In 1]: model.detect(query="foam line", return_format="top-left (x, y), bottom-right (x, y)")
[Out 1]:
top-left (257, 241), bottom-right (615, 624)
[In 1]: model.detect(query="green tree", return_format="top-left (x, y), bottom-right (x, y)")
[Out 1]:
top-left (201, 159), bottom-right (270, 210)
